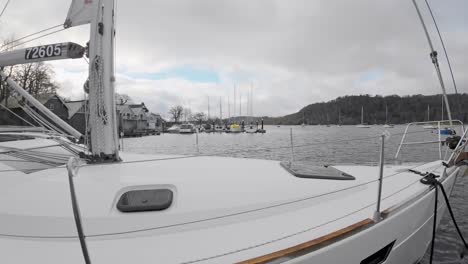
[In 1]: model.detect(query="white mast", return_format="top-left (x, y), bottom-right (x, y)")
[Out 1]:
top-left (233, 84), bottom-right (236, 119)
top-left (87, 0), bottom-right (119, 160)
top-left (219, 97), bottom-right (222, 120)
top-left (385, 104), bottom-right (388, 124)
top-left (228, 96), bottom-right (230, 121)
top-left (427, 105), bottom-right (430, 121)
top-left (361, 106), bottom-right (364, 124)
top-left (207, 96), bottom-right (210, 120)
top-left (239, 93), bottom-right (242, 116)
top-left (338, 107), bottom-right (341, 125)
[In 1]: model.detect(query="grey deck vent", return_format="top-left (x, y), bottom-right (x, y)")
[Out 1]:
top-left (281, 161), bottom-right (355, 180)
top-left (117, 189), bottom-right (173, 212)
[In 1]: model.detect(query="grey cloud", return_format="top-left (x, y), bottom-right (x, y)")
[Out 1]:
top-left (0, 0), bottom-right (466, 116)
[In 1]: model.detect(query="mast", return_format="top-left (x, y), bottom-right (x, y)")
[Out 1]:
top-left (207, 96), bottom-right (210, 120)
top-left (87, 0), bottom-right (119, 160)
top-left (250, 83), bottom-right (254, 121)
top-left (427, 105), bottom-right (430, 121)
top-left (228, 96), bottom-right (230, 122)
top-left (239, 93), bottom-right (242, 116)
top-left (233, 84), bottom-right (236, 119)
top-left (219, 97), bottom-right (222, 120)
top-left (385, 104), bottom-right (388, 124)
top-left (361, 106), bottom-right (364, 124)
top-left (338, 107), bottom-right (341, 125)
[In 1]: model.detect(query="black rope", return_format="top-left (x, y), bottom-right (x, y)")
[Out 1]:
top-left (435, 181), bottom-right (468, 252)
top-left (415, 169), bottom-right (468, 263)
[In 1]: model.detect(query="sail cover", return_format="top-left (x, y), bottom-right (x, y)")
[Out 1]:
top-left (64, 0), bottom-right (98, 28)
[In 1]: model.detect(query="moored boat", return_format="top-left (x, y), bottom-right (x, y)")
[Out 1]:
top-left (179, 123), bottom-right (196, 134)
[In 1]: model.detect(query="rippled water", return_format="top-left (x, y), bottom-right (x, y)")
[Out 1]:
top-left (123, 125), bottom-right (468, 263)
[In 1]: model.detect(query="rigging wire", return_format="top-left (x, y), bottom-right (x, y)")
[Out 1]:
top-left (0, 24), bottom-right (63, 50)
top-left (8, 27), bottom-right (67, 50)
top-left (0, 0), bottom-right (11, 19)
top-left (424, 0), bottom-right (458, 95)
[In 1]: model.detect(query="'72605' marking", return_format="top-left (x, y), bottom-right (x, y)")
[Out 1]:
top-left (25, 44), bottom-right (62, 60)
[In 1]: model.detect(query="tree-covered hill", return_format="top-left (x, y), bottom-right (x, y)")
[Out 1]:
top-left (264, 94), bottom-right (468, 125)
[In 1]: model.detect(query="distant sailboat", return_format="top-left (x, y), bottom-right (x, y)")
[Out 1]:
top-left (338, 107), bottom-right (342, 127)
top-left (383, 104), bottom-right (394, 128)
top-left (356, 106), bottom-right (370, 128)
top-left (301, 112), bottom-right (307, 127)
top-left (423, 104), bottom-right (437, 129)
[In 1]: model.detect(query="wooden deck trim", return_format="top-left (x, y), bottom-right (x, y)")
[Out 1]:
top-left (236, 218), bottom-right (373, 264)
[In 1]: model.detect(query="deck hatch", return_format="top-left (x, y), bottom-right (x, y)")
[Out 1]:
top-left (117, 189), bottom-right (173, 212)
top-left (280, 161), bottom-right (355, 180)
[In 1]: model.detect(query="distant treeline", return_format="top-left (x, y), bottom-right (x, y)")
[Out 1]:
top-left (264, 94), bottom-right (468, 125)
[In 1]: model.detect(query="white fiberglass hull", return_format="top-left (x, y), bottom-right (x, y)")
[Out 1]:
top-left (287, 168), bottom-right (458, 264)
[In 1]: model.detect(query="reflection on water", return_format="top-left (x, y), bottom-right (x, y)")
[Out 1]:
top-left (123, 125), bottom-right (468, 264)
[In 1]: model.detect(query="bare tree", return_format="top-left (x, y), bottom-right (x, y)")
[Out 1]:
top-left (0, 35), bottom-right (58, 107)
top-left (0, 37), bottom-right (17, 107)
top-left (168, 105), bottom-right (184, 123)
top-left (192, 112), bottom-right (206, 123)
top-left (115, 93), bottom-right (133, 105)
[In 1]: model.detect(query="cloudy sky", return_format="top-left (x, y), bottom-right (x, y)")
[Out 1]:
top-left (0, 0), bottom-right (467, 118)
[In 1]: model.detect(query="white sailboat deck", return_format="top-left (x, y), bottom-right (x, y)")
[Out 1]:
top-left (0, 141), bottom-right (461, 263)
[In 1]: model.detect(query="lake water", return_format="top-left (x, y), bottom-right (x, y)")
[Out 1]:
top-left (124, 125), bottom-right (468, 263)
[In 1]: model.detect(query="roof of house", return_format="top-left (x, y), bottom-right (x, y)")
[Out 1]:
top-left (116, 104), bottom-right (135, 115)
top-left (128, 103), bottom-right (148, 112)
top-left (64, 100), bottom-right (86, 119)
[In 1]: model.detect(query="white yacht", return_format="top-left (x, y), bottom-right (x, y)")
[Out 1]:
top-left (383, 104), bottom-right (394, 128)
top-left (0, 1), bottom-right (466, 264)
top-left (356, 106), bottom-right (371, 128)
top-left (179, 123), bottom-right (196, 134)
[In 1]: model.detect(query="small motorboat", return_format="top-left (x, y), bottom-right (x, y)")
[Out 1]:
top-left (439, 127), bottom-right (456, 135)
top-left (230, 124), bottom-right (243, 133)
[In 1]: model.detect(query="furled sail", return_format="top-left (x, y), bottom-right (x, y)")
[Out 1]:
top-left (64, 0), bottom-right (98, 28)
